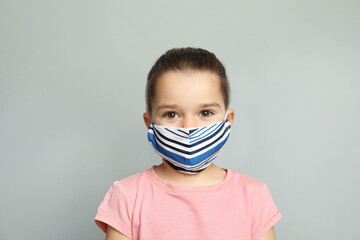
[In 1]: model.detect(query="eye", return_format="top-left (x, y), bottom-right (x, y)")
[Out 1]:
top-left (200, 110), bottom-right (213, 117)
top-left (164, 112), bottom-right (179, 119)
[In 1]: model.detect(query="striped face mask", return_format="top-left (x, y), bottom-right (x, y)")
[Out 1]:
top-left (147, 113), bottom-right (231, 174)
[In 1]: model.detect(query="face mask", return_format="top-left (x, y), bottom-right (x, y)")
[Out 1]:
top-left (147, 112), bottom-right (231, 174)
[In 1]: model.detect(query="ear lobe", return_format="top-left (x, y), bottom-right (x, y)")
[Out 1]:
top-left (226, 109), bottom-right (235, 126)
top-left (143, 112), bottom-right (152, 129)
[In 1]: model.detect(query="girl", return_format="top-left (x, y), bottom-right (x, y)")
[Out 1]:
top-left (95, 47), bottom-right (282, 240)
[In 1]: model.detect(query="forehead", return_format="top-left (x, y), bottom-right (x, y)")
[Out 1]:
top-left (153, 70), bottom-right (225, 109)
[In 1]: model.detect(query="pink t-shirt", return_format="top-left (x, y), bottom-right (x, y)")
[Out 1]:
top-left (95, 166), bottom-right (282, 240)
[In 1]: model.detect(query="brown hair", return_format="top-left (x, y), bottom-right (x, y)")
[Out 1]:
top-left (146, 47), bottom-right (230, 114)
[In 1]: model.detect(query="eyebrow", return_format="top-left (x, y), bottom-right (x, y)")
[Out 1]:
top-left (157, 104), bottom-right (179, 110)
top-left (156, 102), bottom-right (221, 110)
top-left (199, 102), bottom-right (221, 108)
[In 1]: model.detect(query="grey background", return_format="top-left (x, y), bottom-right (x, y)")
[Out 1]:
top-left (1, 0), bottom-right (359, 239)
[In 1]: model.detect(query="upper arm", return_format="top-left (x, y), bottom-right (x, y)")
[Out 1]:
top-left (258, 227), bottom-right (276, 240)
top-left (105, 225), bottom-right (131, 240)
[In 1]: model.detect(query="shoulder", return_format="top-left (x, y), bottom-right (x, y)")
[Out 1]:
top-left (95, 169), bottom-right (152, 237)
top-left (109, 167), bottom-right (152, 199)
top-left (227, 169), bottom-right (268, 199)
top-left (228, 169), bottom-right (265, 188)
top-left (116, 168), bottom-right (150, 186)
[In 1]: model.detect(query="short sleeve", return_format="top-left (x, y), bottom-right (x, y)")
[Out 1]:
top-left (251, 183), bottom-right (282, 240)
top-left (94, 181), bottom-right (133, 239)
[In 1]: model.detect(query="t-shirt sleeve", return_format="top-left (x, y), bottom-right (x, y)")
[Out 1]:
top-left (94, 181), bottom-right (133, 239)
top-left (251, 183), bottom-right (282, 240)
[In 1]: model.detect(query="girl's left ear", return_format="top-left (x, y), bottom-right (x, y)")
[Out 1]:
top-left (143, 112), bottom-right (152, 129)
top-left (226, 109), bottom-right (235, 126)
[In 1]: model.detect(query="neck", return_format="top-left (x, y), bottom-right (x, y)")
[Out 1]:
top-left (154, 160), bottom-right (227, 186)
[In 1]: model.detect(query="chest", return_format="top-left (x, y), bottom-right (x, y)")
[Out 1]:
top-left (131, 188), bottom-right (252, 240)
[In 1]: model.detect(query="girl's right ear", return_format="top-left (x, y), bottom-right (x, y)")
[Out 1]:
top-left (143, 112), bottom-right (152, 129)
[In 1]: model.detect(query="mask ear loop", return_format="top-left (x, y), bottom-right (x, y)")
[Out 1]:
top-left (224, 110), bottom-right (229, 121)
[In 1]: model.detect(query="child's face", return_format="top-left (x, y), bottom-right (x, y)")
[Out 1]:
top-left (144, 70), bottom-right (234, 128)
